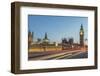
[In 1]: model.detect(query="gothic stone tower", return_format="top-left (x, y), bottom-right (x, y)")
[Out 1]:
top-left (80, 24), bottom-right (84, 46)
top-left (28, 31), bottom-right (33, 47)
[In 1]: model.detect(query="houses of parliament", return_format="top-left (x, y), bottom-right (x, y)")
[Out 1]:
top-left (28, 24), bottom-right (87, 52)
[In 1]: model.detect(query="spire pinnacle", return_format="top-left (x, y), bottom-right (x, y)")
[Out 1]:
top-left (44, 32), bottom-right (48, 39)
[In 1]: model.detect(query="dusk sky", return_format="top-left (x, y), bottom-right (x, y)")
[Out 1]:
top-left (28, 15), bottom-right (88, 43)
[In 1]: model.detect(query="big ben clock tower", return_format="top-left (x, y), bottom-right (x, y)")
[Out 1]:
top-left (80, 24), bottom-right (84, 46)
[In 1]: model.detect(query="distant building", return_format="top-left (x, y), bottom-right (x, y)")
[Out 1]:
top-left (36, 38), bottom-right (42, 44)
top-left (28, 32), bottom-right (62, 52)
top-left (62, 38), bottom-right (68, 44)
top-left (43, 32), bottom-right (49, 44)
top-left (69, 38), bottom-right (74, 45)
top-left (62, 38), bottom-right (74, 50)
top-left (28, 31), bottom-right (33, 47)
top-left (80, 24), bottom-right (84, 46)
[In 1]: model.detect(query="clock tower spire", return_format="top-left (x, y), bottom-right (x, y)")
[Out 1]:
top-left (80, 24), bottom-right (84, 46)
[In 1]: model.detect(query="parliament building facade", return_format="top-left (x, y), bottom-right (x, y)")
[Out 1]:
top-left (28, 24), bottom-right (87, 52)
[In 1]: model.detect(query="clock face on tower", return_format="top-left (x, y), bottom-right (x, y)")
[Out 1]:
top-left (80, 31), bottom-right (83, 35)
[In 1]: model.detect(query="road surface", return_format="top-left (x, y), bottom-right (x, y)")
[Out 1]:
top-left (28, 50), bottom-right (88, 60)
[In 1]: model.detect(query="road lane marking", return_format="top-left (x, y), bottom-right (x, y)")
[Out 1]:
top-left (54, 53), bottom-right (72, 59)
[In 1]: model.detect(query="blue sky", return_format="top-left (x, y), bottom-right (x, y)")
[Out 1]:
top-left (28, 15), bottom-right (88, 43)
